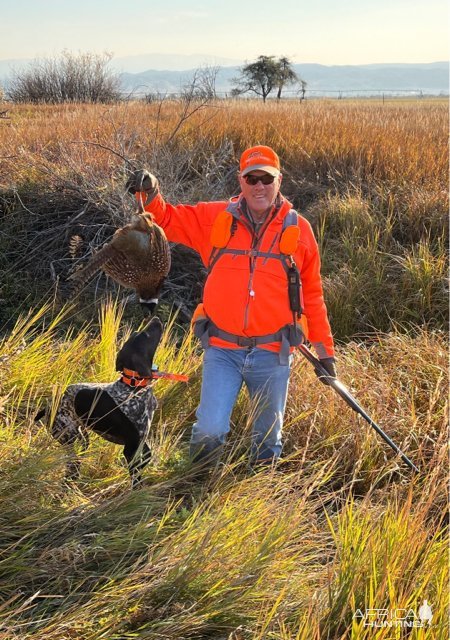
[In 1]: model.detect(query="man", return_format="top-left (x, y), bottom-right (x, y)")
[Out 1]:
top-left (126, 145), bottom-right (335, 467)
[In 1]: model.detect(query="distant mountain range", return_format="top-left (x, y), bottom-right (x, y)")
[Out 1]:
top-left (0, 55), bottom-right (448, 97)
top-left (0, 53), bottom-right (243, 77)
top-left (119, 61), bottom-right (449, 97)
top-left (112, 53), bottom-right (244, 73)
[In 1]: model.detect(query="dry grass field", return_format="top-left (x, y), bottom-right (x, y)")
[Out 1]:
top-left (0, 98), bottom-right (448, 639)
top-left (0, 98), bottom-right (447, 332)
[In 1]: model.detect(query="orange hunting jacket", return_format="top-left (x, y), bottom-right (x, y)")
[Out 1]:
top-left (143, 192), bottom-right (334, 358)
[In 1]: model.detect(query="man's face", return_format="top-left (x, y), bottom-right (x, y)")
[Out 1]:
top-left (238, 170), bottom-right (282, 217)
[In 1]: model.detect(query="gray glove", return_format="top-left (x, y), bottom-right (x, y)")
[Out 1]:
top-left (315, 357), bottom-right (337, 386)
top-left (126, 170), bottom-right (159, 202)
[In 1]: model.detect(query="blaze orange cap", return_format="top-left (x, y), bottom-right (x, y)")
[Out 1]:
top-left (240, 145), bottom-right (281, 177)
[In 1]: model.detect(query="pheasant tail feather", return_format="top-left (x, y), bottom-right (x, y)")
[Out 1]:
top-left (68, 245), bottom-right (115, 294)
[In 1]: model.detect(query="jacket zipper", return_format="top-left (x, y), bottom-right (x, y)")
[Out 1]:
top-left (242, 206), bottom-right (278, 332)
top-left (243, 239), bottom-right (257, 331)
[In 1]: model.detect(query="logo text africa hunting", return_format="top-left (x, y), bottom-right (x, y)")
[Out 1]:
top-left (354, 601), bottom-right (433, 628)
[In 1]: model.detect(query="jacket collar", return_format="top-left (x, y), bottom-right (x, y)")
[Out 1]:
top-left (226, 194), bottom-right (291, 223)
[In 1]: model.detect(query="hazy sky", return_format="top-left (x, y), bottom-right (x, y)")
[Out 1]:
top-left (0, 0), bottom-right (447, 65)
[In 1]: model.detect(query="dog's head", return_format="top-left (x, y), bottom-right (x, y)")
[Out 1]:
top-left (115, 316), bottom-right (163, 377)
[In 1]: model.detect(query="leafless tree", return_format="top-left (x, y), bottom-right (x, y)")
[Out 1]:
top-left (7, 51), bottom-right (121, 104)
top-left (181, 65), bottom-right (221, 101)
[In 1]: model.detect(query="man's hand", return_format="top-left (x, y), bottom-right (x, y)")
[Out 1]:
top-left (315, 357), bottom-right (337, 386)
top-left (126, 170), bottom-right (159, 202)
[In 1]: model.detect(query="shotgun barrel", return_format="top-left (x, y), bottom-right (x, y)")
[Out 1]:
top-left (298, 344), bottom-right (419, 474)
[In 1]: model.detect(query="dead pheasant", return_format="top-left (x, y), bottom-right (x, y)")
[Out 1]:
top-left (70, 213), bottom-right (171, 314)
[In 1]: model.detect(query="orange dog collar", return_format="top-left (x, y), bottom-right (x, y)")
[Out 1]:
top-left (120, 367), bottom-right (189, 387)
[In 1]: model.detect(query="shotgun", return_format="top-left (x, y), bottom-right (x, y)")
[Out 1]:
top-left (298, 344), bottom-right (419, 473)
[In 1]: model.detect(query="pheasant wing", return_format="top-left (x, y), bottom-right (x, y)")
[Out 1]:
top-left (68, 244), bottom-right (116, 294)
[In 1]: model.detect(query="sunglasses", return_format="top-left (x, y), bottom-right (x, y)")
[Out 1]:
top-left (243, 173), bottom-right (276, 186)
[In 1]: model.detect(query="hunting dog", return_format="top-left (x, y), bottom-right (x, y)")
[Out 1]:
top-left (36, 317), bottom-right (163, 488)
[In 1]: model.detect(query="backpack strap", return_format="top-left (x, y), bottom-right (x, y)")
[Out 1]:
top-left (278, 210), bottom-right (303, 318)
top-left (280, 209), bottom-right (300, 254)
top-left (208, 203), bottom-right (240, 273)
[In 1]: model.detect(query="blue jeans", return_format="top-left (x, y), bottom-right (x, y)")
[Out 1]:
top-left (190, 346), bottom-right (292, 463)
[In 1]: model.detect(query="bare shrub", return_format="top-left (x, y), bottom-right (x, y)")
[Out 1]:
top-left (7, 51), bottom-right (121, 104)
top-left (187, 64), bottom-right (221, 101)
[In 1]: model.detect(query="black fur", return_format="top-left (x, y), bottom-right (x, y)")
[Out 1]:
top-left (37, 317), bottom-right (163, 488)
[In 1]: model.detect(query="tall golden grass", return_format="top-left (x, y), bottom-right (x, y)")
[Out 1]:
top-left (0, 302), bottom-right (447, 639)
top-left (0, 99), bottom-right (448, 638)
top-left (1, 100), bottom-right (447, 195)
top-left (0, 99), bottom-right (447, 334)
